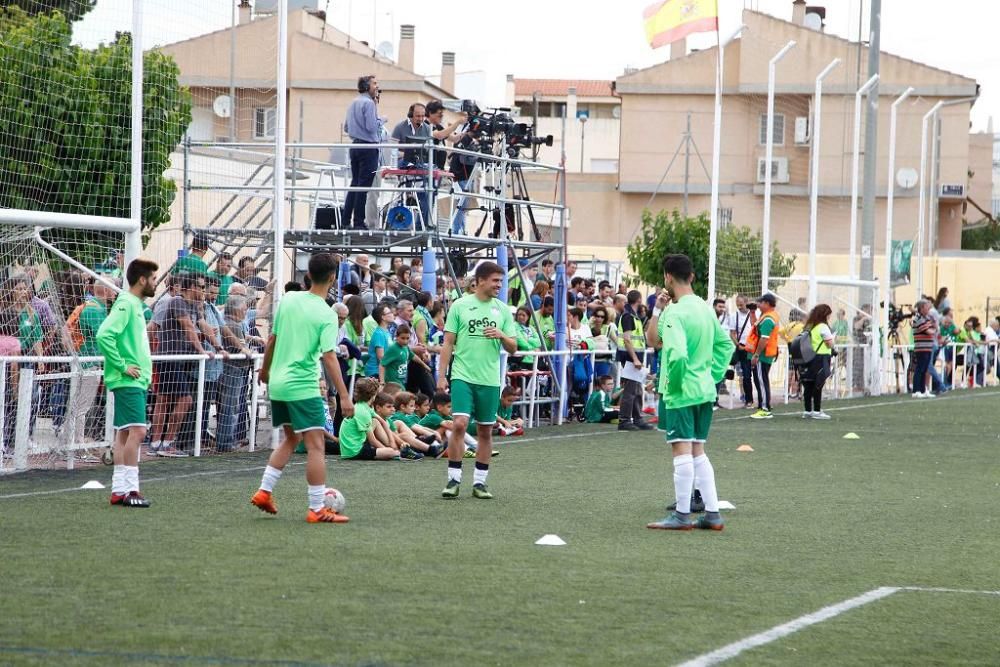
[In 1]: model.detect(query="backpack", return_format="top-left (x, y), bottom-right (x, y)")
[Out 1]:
top-left (743, 312), bottom-right (779, 357)
top-left (788, 328), bottom-right (817, 366)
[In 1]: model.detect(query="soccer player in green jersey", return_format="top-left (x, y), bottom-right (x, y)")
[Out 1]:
top-left (645, 254), bottom-right (735, 531)
top-left (96, 259), bottom-right (158, 508)
top-left (437, 261), bottom-right (517, 499)
top-left (251, 253), bottom-right (355, 524)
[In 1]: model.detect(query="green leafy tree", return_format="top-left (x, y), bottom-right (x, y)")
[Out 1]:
top-left (961, 222), bottom-right (1000, 251)
top-left (0, 8), bottom-right (190, 264)
top-left (0, 0), bottom-right (95, 23)
top-left (626, 209), bottom-right (796, 299)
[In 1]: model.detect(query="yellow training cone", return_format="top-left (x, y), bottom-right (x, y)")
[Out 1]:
top-left (736, 444), bottom-right (754, 452)
top-left (843, 432), bottom-right (860, 440)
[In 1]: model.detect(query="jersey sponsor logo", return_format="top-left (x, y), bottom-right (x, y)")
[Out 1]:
top-left (467, 316), bottom-right (498, 334)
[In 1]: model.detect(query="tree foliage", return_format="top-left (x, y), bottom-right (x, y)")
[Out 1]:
top-left (961, 222), bottom-right (1000, 251)
top-left (626, 209), bottom-right (797, 299)
top-left (0, 7), bottom-right (190, 263)
top-left (0, 0), bottom-right (95, 23)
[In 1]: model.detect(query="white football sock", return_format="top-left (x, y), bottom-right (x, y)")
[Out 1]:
top-left (672, 454), bottom-right (694, 514)
top-left (447, 461), bottom-right (462, 483)
top-left (693, 454), bottom-right (719, 513)
top-left (260, 465), bottom-right (282, 493)
top-left (307, 484), bottom-right (325, 512)
top-left (126, 466), bottom-right (140, 493)
top-left (112, 465), bottom-right (127, 494)
top-left (473, 462), bottom-right (489, 486)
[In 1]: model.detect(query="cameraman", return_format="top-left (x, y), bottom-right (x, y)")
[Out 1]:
top-left (343, 74), bottom-right (383, 230)
top-left (449, 124), bottom-right (479, 235)
top-left (910, 299), bottom-right (938, 398)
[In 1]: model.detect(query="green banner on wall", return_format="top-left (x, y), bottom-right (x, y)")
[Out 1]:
top-left (890, 240), bottom-right (913, 287)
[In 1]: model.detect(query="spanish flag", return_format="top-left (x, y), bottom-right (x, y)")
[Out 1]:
top-left (643, 0), bottom-right (719, 49)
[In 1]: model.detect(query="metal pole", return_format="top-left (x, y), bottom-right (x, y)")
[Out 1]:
top-left (860, 0), bottom-right (881, 290)
top-left (248, 356), bottom-right (261, 452)
top-left (882, 87), bottom-right (915, 381)
top-left (708, 24), bottom-right (746, 300)
top-left (273, 0), bottom-right (288, 303)
top-left (762, 40), bottom-right (796, 295)
top-left (683, 112), bottom-right (691, 218)
top-left (917, 101), bottom-right (945, 297)
top-left (579, 118), bottom-right (586, 173)
top-left (560, 105), bottom-right (567, 260)
top-left (927, 113), bottom-right (940, 276)
top-left (229, 0), bottom-right (237, 142)
top-left (194, 358), bottom-right (206, 457)
top-left (808, 58), bottom-right (841, 307)
top-left (850, 74), bottom-right (879, 280)
top-left (126, 0), bottom-right (145, 278)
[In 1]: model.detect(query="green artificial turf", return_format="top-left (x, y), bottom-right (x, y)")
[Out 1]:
top-left (1, 389), bottom-right (998, 666)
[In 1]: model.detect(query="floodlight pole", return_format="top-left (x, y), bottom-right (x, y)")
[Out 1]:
top-left (761, 39), bottom-right (795, 296)
top-left (126, 0), bottom-right (145, 279)
top-left (882, 86), bottom-right (915, 380)
top-left (849, 74), bottom-right (879, 280)
top-left (917, 101), bottom-right (944, 298)
top-left (807, 58), bottom-right (841, 307)
top-left (707, 24), bottom-right (746, 300)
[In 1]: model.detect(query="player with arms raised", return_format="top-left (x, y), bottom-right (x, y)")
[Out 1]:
top-left (437, 261), bottom-right (517, 499)
top-left (645, 254), bottom-right (734, 531)
top-left (251, 253), bottom-right (355, 523)
top-left (97, 259), bottom-right (158, 508)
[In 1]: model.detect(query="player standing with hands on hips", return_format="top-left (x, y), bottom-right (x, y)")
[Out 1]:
top-left (645, 255), bottom-right (734, 531)
top-left (436, 261), bottom-right (517, 500)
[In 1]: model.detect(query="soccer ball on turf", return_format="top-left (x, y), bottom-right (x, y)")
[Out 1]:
top-left (323, 488), bottom-right (346, 513)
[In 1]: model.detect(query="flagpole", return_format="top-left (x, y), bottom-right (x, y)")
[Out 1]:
top-left (707, 21), bottom-right (746, 300)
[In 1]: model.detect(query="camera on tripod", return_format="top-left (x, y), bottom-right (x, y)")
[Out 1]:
top-left (881, 302), bottom-right (913, 335)
top-left (461, 100), bottom-right (553, 157)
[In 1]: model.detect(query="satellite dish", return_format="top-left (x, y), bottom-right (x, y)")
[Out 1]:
top-left (803, 12), bottom-right (823, 31)
top-left (896, 167), bottom-right (918, 190)
top-left (376, 41), bottom-right (394, 60)
top-left (213, 95), bottom-right (232, 119)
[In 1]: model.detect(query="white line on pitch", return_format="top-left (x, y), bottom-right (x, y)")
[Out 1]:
top-left (714, 388), bottom-right (998, 423)
top-left (901, 586), bottom-right (1000, 596)
top-left (675, 587), bottom-right (901, 667)
top-left (0, 431), bottom-right (601, 500)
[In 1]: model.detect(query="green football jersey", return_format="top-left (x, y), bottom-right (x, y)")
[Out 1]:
top-left (339, 402), bottom-right (374, 458)
top-left (267, 291), bottom-right (338, 402)
top-left (444, 294), bottom-right (515, 387)
top-left (657, 294), bottom-right (735, 409)
top-left (380, 342), bottom-right (411, 385)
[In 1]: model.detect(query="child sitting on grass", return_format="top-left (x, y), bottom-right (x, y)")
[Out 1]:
top-left (585, 375), bottom-right (622, 424)
top-left (393, 392), bottom-right (442, 443)
top-left (340, 378), bottom-right (399, 461)
top-left (495, 386), bottom-right (525, 436)
top-left (373, 392), bottom-right (444, 458)
top-left (420, 391), bottom-right (499, 458)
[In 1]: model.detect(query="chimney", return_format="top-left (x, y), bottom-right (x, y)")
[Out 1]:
top-left (505, 74), bottom-right (515, 106)
top-left (238, 0), bottom-right (251, 26)
top-left (441, 52), bottom-right (456, 94)
top-left (792, 0), bottom-right (806, 25)
top-left (670, 37), bottom-right (686, 61)
top-left (398, 24), bottom-right (415, 73)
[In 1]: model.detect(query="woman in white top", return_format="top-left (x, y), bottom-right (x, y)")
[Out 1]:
top-left (800, 304), bottom-right (837, 420)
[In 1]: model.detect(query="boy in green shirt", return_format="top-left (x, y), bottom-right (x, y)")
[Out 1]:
top-left (380, 324), bottom-right (430, 385)
top-left (645, 254), bottom-right (734, 532)
top-left (373, 392), bottom-right (444, 458)
top-left (96, 259), bottom-right (158, 508)
top-left (393, 392), bottom-right (441, 442)
top-left (494, 386), bottom-right (525, 436)
top-left (340, 378), bottom-right (398, 461)
top-left (585, 375), bottom-right (621, 424)
top-left (251, 253), bottom-right (355, 524)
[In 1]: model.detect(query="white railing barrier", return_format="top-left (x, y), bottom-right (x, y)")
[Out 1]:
top-left (0, 353), bottom-right (262, 473)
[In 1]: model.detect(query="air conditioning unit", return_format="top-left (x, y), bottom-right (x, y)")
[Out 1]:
top-left (939, 183), bottom-right (966, 199)
top-left (757, 157), bottom-right (790, 184)
top-left (794, 116), bottom-right (810, 144)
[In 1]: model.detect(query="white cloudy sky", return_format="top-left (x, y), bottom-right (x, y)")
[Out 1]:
top-left (75, 0), bottom-right (999, 132)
